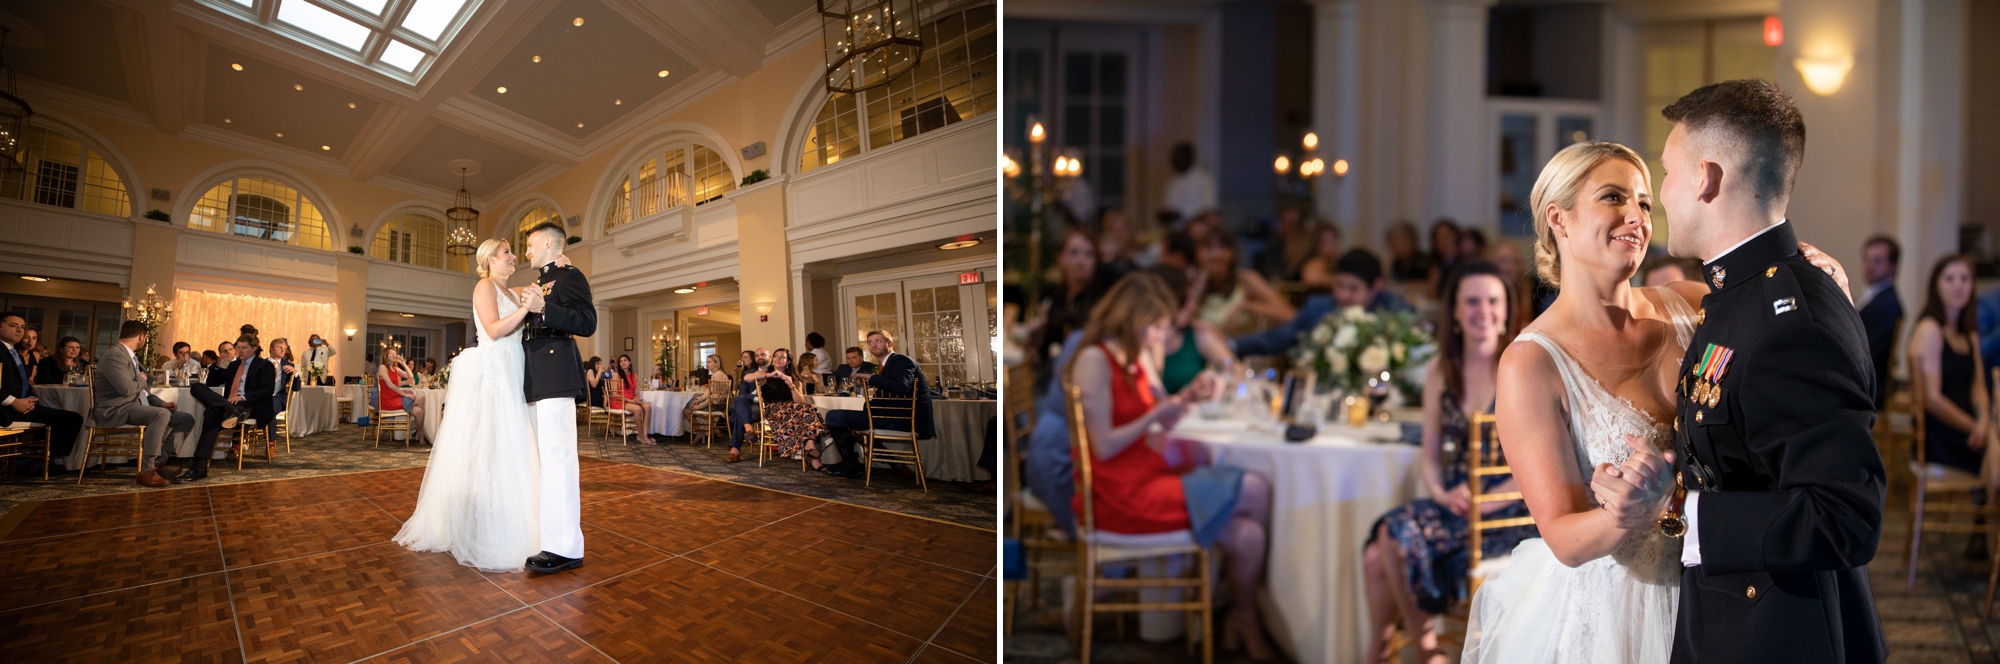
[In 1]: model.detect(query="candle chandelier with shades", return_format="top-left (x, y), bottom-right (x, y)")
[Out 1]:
top-left (818, 0), bottom-right (925, 94)
top-left (445, 165), bottom-right (479, 256)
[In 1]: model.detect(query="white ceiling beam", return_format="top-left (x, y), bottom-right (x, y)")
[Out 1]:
top-left (600, 0), bottom-right (768, 78)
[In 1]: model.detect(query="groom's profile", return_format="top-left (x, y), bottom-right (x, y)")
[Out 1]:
top-left (520, 221), bottom-right (595, 573)
top-left (1658, 79), bottom-right (1886, 663)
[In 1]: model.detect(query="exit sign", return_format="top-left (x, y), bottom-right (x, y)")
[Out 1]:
top-left (959, 272), bottom-right (981, 285)
top-left (697, 307), bottom-right (709, 315)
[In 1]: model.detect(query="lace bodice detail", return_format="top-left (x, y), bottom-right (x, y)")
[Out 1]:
top-left (1516, 287), bottom-right (1696, 489)
top-left (476, 281), bottom-right (520, 344)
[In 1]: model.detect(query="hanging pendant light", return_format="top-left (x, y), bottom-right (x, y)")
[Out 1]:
top-left (817, 0), bottom-right (924, 94)
top-left (0, 27), bottom-right (33, 175)
top-left (445, 166), bottom-right (478, 255)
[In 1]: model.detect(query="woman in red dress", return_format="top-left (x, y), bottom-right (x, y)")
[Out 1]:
top-left (1067, 271), bottom-right (1275, 658)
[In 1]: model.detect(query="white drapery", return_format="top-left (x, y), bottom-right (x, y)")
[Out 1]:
top-left (168, 288), bottom-right (339, 364)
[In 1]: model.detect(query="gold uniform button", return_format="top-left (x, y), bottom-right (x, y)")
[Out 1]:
top-left (1696, 308), bottom-right (1705, 325)
top-left (1746, 586), bottom-right (1758, 599)
top-left (1765, 266), bottom-right (1777, 277)
top-left (1695, 411), bottom-right (1704, 423)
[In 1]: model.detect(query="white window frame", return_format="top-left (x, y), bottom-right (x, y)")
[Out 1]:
top-left (197, 0), bottom-right (483, 83)
top-left (838, 261), bottom-right (998, 384)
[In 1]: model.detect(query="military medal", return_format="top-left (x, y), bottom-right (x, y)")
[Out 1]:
top-left (1694, 343), bottom-right (1734, 408)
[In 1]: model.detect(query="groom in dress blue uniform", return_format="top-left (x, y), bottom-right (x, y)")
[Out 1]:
top-left (1635, 80), bottom-right (1885, 663)
top-left (520, 222), bottom-right (595, 573)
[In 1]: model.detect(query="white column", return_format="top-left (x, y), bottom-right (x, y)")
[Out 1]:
top-left (593, 302), bottom-right (613, 361)
top-left (1893, 0), bottom-right (1965, 311)
top-left (789, 264), bottom-right (810, 350)
top-left (1425, 0), bottom-right (1494, 228)
top-left (1311, 0), bottom-right (1361, 233)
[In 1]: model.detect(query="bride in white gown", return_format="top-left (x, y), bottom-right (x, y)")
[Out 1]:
top-left (394, 238), bottom-right (546, 573)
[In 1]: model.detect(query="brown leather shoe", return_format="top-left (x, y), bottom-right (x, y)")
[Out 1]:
top-left (136, 470), bottom-right (168, 487)
top-left (726, 449), bottom-right (741, 463)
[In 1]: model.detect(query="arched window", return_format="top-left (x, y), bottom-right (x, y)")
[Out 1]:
top-left (372, 213), bottom-right (469, 273)
top-left (0, 124), bottom-right (132, 216)
top-left (603, 138), bottom-right (734, 232)
top-left (514, 205), bottom-right (561, 262)
top-left (188, 176), bottom-right (332, 250)
top-left (799, 2), bottom-right (995, 172)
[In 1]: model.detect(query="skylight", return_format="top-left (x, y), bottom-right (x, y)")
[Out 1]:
top-left (202, 0), bottom-right (479, 81)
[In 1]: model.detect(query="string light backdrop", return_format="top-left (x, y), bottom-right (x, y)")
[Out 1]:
top-left (168, 289), bottom-right (339, 364)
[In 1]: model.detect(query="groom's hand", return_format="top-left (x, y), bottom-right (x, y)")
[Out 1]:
top-left (1593, 435), bottom-right (1677, 530)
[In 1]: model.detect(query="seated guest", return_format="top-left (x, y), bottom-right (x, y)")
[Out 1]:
top-left (606, 355), bottom-right (658, 444)
top-left (0, 313), bottom-right (84, 459)
top-left (1858, 236), bottom-right (1905, 409)
top-left (1064, 272), bottom-right (1274, 658)
top-left (1427, 218), bottom-right (1463, 293)
top-left (1152, 266), bottom-right (1238, 394)
top-left (795, 351), bottom-right (825, 395)
top-left (1229, 248), bottom-right (1412, 358)
top-left (1155, 229), bottom-right (1200, 273)
top-left (804, 331), bottom-right (833, 383)
top-left (214, 340), bottom-right (237, 371)
top-left (687, 361), bottom-right (711, 385)
top-left (413, 357), bottom-right (439, 388)
top-left (1639, 254), bottom-right (1702, 287)
top-left (1023, 328), bottom-right (1087, 536)
top-left (1296, 223), bottom-right (1346, 291)
top-left (1457, 227), bottom-right (1489, 263)
top-left (180, 334), bottom-right (275, 484)
top-left (1253, 206), bottom-right (1313, 281)
top-left (1363, 262), bottom-right (1536, 663)
top-left (93, 320), bottom-right (196, 487)
top-left (727, 348), bottom-right (768, 462)
top-left (199, 350), bottom-right (219, 370)
top-left (685, 354), bottom-right (732, 414)
top-left (303, 334), bottom-right (337, 385)
top-left (584, 357), bottom-right (605, 408)
top-left (822, 330), bottom-right (936, 479)
top-left (744, 348), bottom-right (831, 469)
top-left (377, 347), bottom-right (427, 443)
top-left (16, 326), bottom-right (44, 369)
top-left (1194, 231), bottom-right (1296, 336)
top-left (1910, 254), bottom-right (1991, 478)
top-left (1096, 209), bottom-right (1141, 281)
top-left (34, 336), bottom-right (88, 384)
top-left (159, 341), bottom-right (202, 379)
top-left (268, 338), bottom-right (302, 413)
top-left (831, 346), bottom-right (877, 386)
top-left (1386, 220), bottom-right (1431, 283)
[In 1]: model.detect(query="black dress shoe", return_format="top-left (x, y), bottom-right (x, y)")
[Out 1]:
top-left (172, 469), bottom-right (208, 484)
top-left (526, 551), bottom-right (583, 574)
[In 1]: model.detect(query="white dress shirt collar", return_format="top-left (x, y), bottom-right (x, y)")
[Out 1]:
top-left (1703, 218), bottom-right (1786, 266)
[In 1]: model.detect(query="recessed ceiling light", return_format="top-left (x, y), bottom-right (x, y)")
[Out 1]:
top-left (293, 84), bottom-right (303, 91)
top-left (576, 122), bottom-right (584, 128)
top-left (223, 118), bottom-right (232, 123)
top-left (19, 275), bottom-right (49, 282)
top-left (496, 86), bottom-right (507, 93)
top-left (321, 145), bottom-right (331, 150)
top-left (938, 239), bottom-right (982, 250)
top-left (276, 132), bottom-right (284, 137)
top-left (399, 313), bottom-right (415, 318)
top-left (657, 70), bottom-right (669, 77)
top-left (231, 63), bottom-right (243, 71)
top-left (573, 17), bottom-right (584, 26)
top-left (673, 287), bottom-right (696, 294)
top-left (532, 55), bottom-right (541, 63)
top-left (347, 102), bottom-right (357, 109)
top-left (614, 99), bottom-right (622, 105)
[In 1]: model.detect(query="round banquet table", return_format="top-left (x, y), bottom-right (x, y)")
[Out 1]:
top-left (808, 395), bottom-right (994, 482)
top-left (341, 384), bottom-right (367, 423)
top-left (1167, 417), bottom-right (1424, 664)
top-left (413, 388), bottom-right (449, 442)
top-left (41, 385), bottom-right (230, 471)
top-left (287, 386), bottom-right (341, 437)
top-left (634, 391), bottom-right (698, 436)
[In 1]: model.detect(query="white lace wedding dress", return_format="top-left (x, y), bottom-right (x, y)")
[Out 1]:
top-left (1463, 287), bottom-right (1694, 664)
top-left (393, 281), bottom-right (541, 573)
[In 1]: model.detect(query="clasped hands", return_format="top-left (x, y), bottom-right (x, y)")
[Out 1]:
top-left (1592, 434), bottom-right (1678, 531)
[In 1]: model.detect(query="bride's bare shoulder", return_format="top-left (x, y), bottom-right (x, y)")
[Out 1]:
top-left (1498, 335), bottom-right (1562, 393)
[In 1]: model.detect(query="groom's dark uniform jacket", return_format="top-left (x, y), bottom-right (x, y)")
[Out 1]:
top-left (523, 263), bottom-right (596, 403)
top-left (1672, 221), bottom-right (1886, 663)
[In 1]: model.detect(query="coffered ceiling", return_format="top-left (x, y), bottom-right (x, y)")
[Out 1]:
top-left (0, 0), bottom-right (823, 205)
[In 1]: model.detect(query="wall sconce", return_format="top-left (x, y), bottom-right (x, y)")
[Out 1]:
top-left (343, 327), bottom-right (358, 340)
top-left (753, 301), bottom-right (775, 322)
top-left (1794, 54), bottom-right (1852, 96)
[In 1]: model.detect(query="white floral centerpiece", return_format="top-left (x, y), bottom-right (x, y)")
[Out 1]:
top-left (436, 360), bottom-right (451, 389)
top-left (1291, 306), bottom-right (1434, 397)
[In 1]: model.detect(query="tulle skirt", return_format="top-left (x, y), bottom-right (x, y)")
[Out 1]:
top-left (393, 337), bottom-right (542, 573)
top-left (1463, 535), bottom-right (1682, 664)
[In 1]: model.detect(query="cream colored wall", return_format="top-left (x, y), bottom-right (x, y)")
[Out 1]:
top-left (733, 183), bottom-right (793, 351)
top-left (334, 254), bottom-right (370, 379)
top-left (128, 222), bottom-right (182, 303)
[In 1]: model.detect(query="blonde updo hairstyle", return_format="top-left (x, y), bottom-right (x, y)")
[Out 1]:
top-left (1529, 140), bottom-right (1652, 288)
top-left (474, 238), bottom-right (511, 278)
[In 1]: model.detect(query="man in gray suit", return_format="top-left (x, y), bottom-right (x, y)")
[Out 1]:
top-left (94, 320), bottom-right (195, 487)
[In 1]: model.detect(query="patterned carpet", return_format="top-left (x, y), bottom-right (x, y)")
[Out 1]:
top-left (0, 419), bottom-right (995, 530)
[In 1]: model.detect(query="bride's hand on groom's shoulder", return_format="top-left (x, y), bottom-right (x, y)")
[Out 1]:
top-left (553, 254), bottom-right (572, 268)
top-left (1798, 241), bottom-right (1853, 302)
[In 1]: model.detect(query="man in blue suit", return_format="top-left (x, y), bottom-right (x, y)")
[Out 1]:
top-left (823, 330), bottom-right (935, 479)
top-left (1229, 248), bottom-right (1411, 358)
top-left (1855, 235), bottom-right (1903, 410)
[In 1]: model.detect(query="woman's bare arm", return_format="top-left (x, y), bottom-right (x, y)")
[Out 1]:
top-left (1496, 341), bottom-right (1637, 567)
top-left (1418, 357), bottom-right (1459, 513)
top-left (1073, 346), bottom-right (1186, 460)
top-left (1238, 270), bottom-right (1298, 323)
top-left (1913, 321), bottom-right (1980, 434)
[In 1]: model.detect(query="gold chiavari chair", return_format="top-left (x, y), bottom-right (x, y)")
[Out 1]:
top-left (272, 379), bottom-right (299, 454)
top-left (367, 374), bottom-right (411, 448)
top-left (687, 380), bottom-right (731, 448)
top-left (861, 388), bottom-right (926, 491)
top-left (603, 389), bottom-right (634, 442)
top-left (77, 373), bottom-right (147, 483)
top-left (1065, 384), bottom-right (1213, 664)
top-left (1902, 363), bottom-right (2000, 619)
top-left (1428, 411), bottom-right (1536, 656)
top-left (0, 423), bottom-right (51, 480)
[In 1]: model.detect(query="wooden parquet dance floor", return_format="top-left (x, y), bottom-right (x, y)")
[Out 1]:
top-left (0, 457), bottom-right (996, 663)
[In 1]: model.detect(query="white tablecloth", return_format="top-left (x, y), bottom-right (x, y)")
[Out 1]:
top-left (43, 385), bottom-right (230, 471)
top-left (634, 391), bottom-right (698, 436)
top-left (413, 388), bottom-right (448, 442)
top-left (808, 395), bottom-right (994, 482)
top-left (289, 386), bottom-right (341, 437)
top-left (1168, 418), bottom-right (1424, 664)
top-left (341, 384), bottom-right (367, 423)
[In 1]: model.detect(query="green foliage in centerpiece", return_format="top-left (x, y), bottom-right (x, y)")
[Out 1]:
top-left (1290, 306), bottom-right (1434, 396)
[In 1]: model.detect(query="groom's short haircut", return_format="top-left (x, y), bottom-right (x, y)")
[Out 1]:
top-left (525, 221), bottom-right (565, 243)
top-left (1660, 79), bottom-right (1805, 210)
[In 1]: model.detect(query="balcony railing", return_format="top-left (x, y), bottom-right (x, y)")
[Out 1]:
top-left (605, 172), bottom-right (690, 231)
